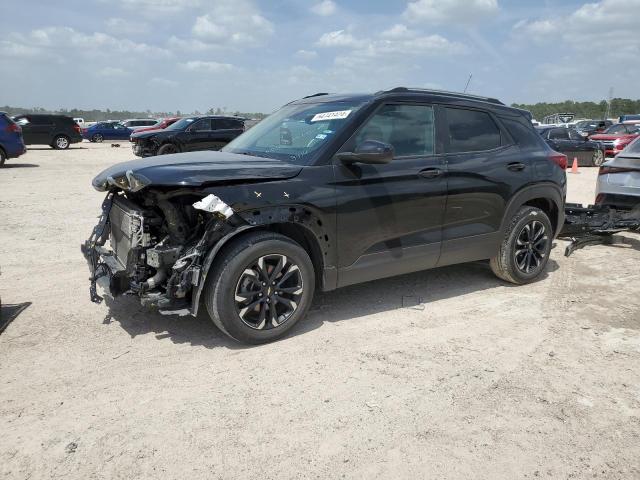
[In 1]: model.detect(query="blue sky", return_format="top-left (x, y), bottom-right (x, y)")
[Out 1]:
top-left (1, 0), bottom-right (638, 113)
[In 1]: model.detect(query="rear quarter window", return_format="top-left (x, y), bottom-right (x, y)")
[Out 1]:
top-left (501, 116), bottom-right (548, 149)
top-left (445, 107), bottom-right (501, 153)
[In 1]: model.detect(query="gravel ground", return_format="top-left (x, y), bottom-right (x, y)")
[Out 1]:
top-left (1, 143), bottom-right (639, 479)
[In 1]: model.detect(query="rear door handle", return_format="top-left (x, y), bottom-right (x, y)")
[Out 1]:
top-left (507, 162), bottom-right (526, 172)
top-left (418, 168), bottom-right (443, 179)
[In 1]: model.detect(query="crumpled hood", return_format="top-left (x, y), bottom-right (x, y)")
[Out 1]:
top-left (92, 150), bottom-right (303, 191)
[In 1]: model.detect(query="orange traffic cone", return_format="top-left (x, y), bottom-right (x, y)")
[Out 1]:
top-left (568, 157), bottom-right (579, 174)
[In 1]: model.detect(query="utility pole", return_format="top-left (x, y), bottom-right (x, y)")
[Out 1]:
top-left (463, 74), bottom-right (473, 93)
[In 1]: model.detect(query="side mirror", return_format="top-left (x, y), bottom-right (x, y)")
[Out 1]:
top-left (336, 140), bottom-right (394, 165)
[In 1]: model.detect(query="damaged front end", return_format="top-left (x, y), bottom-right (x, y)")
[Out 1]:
top-left (81, 188), bottom-right (244, 315)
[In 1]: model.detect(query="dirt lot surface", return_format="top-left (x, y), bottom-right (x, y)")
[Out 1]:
top-left (1, 143), bottom-right (639, 479)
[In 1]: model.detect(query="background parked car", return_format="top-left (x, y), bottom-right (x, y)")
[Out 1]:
top-left (120, 119), bottom-right (158, 131)
top-left (574, 119), bottom-right (613, 137)
top-left (589, 123), bottom-right (640, 157)
top-left (537, 126), bottom-right (605, 166)
top-left (596, 136), bottom-right (640, 210)
top-left (131, 117), bottom-right (181, 135)
top-left (83, 121), bottom-right (133, 143)
top-left (12, 114), bottom-right (83, 150)
top-left (0, 112), bottom-right (26, 166)
top-left (618, 114), bottom-right (640, 124)
top-left (130, 115), bottom-right (245, 156)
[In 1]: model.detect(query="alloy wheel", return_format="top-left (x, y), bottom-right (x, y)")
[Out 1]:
top-left (56, 137), bottom-right (69, 149)
top-left (592, 149), bottom-right (604, 166)
top-left (93, 134), bottom-right (103, 143)
top-left (514, 220), bottom-right (548, 274)
top-left (234, 254), bottom-right (304, 330)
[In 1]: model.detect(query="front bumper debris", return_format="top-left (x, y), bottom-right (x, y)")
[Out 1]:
top-left (559, 202), bottom-right (640, 256)
top-left (81, 193), bottom-right (115, 303)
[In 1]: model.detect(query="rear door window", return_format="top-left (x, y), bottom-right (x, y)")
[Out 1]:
top-left (445, 108), bottom-right (501, 153)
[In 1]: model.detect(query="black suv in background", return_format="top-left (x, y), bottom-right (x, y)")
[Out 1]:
top-left (84, 88), bottom-right (566, 344)
top-left (130, 116), bottom-right (244, 157)
top-left (13, 114), bottom-right (83, 149)
top-left (537, 126), bottom-right (605, 166)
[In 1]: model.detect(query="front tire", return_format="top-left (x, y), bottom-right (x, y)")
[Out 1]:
top-left (592, 149), bottom-right (605, 167)
top-left (52, 135), bottom-right (70, 150)
top-left (204, 232), bottom-right (315, 344)
top-left (157, 143), bottom-right (178, 155)
top-left (92, 134), bottom-right (103, 143)
top-left (490, 206), bottom-right (553, 284)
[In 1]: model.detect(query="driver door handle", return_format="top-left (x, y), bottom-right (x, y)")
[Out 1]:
top-left (507, 162), bottom-right (526, 172)
top-left (418, 168), bottom-right (443, 179)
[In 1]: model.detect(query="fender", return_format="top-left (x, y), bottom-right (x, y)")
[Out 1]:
top-left (190, 204), bottom-right (335, 316)
top-left (500, 182), bottom-right (565, 237)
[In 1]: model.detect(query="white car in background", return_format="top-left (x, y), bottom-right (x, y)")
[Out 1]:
top-left (120, 118), bottom-right (158, 131)
top-left (596, 136), bottom-right (640, 211)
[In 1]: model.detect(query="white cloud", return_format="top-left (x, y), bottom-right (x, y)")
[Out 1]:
top-left (179, 61), bottom-right (235, 73)
top-left (191, 0), bottom-right (273, 47)
top-left (105, 17), bottom-right (149, 36)
top-left (510, 0), bottom-right (640, 101)
top-left (115, 0), bottom-right (195, 13)
top-left (311, 0), bottom-right (337, 16)
top-left (404, 0), bottom-right (498, 25)
top-left (98, 67), bottom-right (128, 77)
top-left (295, 49), bottom-right (318, 60)
top-left (381, 24), bottom-right (415, 39)
top-left (0, 27), bottom-right (170, 60)
top-left (149, 77), bottom-right (178, 87)
top-left (316, 30), bottom-right (362, 48)
top-left (512, 0), bottom-right (640, 54)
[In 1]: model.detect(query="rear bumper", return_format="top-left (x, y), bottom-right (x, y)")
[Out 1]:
top-left (5, 143), bottom-right (27, 158)
top-left (595, 193), bottom-right (640, 210)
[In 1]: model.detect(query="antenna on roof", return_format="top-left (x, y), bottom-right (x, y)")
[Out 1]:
top-left (463, 74), bottom-right (473, 93)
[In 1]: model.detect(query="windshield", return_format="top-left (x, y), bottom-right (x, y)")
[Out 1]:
top-left (221, 100), bottom-right (367, 164)
top-left (166, 117), bottom-right (197, 131)
top-left (604, 124), bottom-right (628, 134)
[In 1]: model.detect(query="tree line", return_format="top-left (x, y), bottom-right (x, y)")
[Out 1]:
top-left (0, 106), bottom-right (268, 121)
top-left (510, 98), bottom-right (640, 121)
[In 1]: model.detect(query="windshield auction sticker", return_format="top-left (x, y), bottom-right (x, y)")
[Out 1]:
top-left (311, 110), bottom-right (352, 122)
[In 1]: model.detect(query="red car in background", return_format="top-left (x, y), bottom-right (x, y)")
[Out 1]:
top-left (590, 123), bottom-right (640, 157)
top-left (132, 117), bottom-right (181, 135)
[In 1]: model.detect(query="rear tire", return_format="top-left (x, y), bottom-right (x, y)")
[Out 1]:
top-left (92, 134), bottom-right (103, 143)
top-left (157, 143), bottom-right (178, 155)
top-left (52, 135), bottom-right (70, 150)
top-left (203, 232), bottom-right (315, 344)
top-left (490, 206), bottom-right (553, 284)
top-left (0, 148), bottom-right (6, 167)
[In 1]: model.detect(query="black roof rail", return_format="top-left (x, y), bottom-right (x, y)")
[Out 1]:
top-left (380, 87), bottom-right (504, 105)
top-left (303, 92), bottom-right (330, 99)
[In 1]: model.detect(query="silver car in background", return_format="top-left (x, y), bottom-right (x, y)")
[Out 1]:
top-left (596, 136), bottom-right (640, 210)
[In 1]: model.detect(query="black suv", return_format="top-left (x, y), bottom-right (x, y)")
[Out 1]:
top-left (13, 114), bottom-right (83, 149)
top-left (130, 115), bottom-right (245, 157)
top-left (83, 88), bottom-right (566, 344)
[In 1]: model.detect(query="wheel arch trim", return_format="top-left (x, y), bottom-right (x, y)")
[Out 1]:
top-left (500, 182), bottom-right (565, 237)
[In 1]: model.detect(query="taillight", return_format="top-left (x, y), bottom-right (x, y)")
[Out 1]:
top-left (6, 123), bottom-right (21, 133)
top-left (74, 124), bottom-right (82, 133)
top-left (548, 151), bottom-right (567, 170)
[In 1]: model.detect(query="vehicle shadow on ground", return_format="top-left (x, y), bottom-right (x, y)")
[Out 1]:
top-left (103, 259), bottom-right (559, 349)
top-left (0, 163), bottom-right (39, 169)
top-left (0, 302), bottom-right (32, 334)
top-left (26, 146), bottom-right (87, 151)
